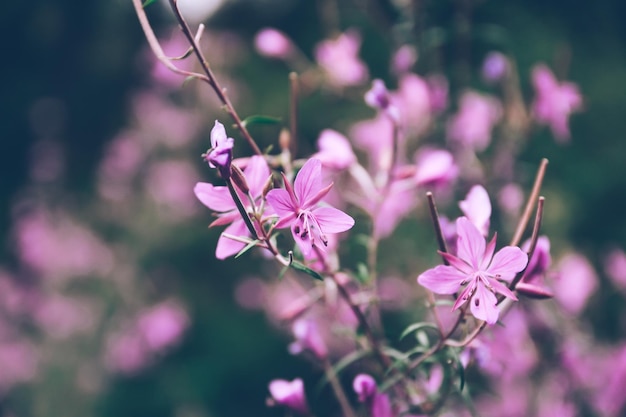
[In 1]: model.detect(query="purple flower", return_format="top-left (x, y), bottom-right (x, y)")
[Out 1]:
top-left (288, 318), bottom-right (328, 360)
top-left (204, 120), bottom-right (234, 178)
top-left (311, 129), bottom-right (356, 170)
top-left (194, 155), bottom-right (270, 259)
top-left (417, 217), bottom-right (527, 324)
top-left (365, 79), bottom-right (400, 122)
top-left (531, 64), bottom-right (582, 142)
top-left (413, 147), bottom-right (458, 188)
top-left (266, 159), bottom-right (355, 257)
top-left (254, 28), bottom-right (294, 59)
top-left (446, 90), bottom-right (502, 152)
top-left (353, 374), bottom-right (393, 417)
top-left (314, 29), bottom-right (369, 88)
top-left (268, 378), bottom-right (309, 415)
top-left (482, 51), bottom-right (509, 84)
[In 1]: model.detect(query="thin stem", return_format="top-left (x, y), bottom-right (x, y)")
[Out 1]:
top-left (323, 358), bottom-right (358, 417)
top-left (509, 196), bottom-right (545, 291)
top-left (510, 158), bottom-right (548, 246)
top-left (165, 0), bottom-right (264, 156)
top-left (226, 179), bottom-right (258, 240)
top-left (426, 192), bottom-right (450, 264)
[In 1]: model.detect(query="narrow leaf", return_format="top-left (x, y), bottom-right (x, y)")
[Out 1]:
top-left (290, 261), bottom-right (323, 281)
top-left (241, 115), bottom-right (282, 128)
top-left (142, 0), bottom-right (157, 7)
top-left (399, 322), bottom-right (440, 341)
top-left (234, 239), bottom-right (261, 258)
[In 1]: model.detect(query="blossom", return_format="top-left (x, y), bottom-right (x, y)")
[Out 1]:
top-left (553, 252), bottom-right (598, 315)
top-left (531, 64), bottom-right (582, 142)
top-left (204, 120), bottom-right (234, 178)
top-left (254, 28), bottom-right (294, 59)
top-left (417, 217), bottom-right (527, 324)
top-left (414, 147), bottom-right (458, 188)
top-left (268, 378), bottom-right (309, 415)
top-left (311, 129), bottom-right (356, 170)
top-left (266, 158), bottom-right (354, 257)
top-left (365, 79), bottom-right (399, 122)
top-left (446, 90), bottom-right (502, 151)
top-left (353, 374), bottom-right (393, 417)
top-left (314, 29), bottom-right (368, 88)
top-left (194, 155), bottom-right (270, 259)
top-left (481, 52), bottom-right (509, 84)
top-left (288, 318), bottom-right (328, 360)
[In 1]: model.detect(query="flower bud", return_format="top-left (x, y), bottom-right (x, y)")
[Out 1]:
top-left (230, 163), bottom-right (250, 194)
top-left (268, 378), bottom-right (309, 415)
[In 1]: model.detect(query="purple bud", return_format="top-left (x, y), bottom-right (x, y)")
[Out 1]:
top-left (353, 373), bottom-right (378, 402)
top-left (205, 120), bottom-right (234, 179)
top-left (482, 51), bottom-right (509, 84)
top-left (268, 378), bottom-right (309, 415)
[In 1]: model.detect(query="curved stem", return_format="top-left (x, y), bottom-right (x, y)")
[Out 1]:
top-left (510, 158), bottom-right (548, 246)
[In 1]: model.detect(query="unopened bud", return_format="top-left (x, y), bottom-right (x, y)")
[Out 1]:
top-left (230, 164), bottom-right (250, 194)
top-left (262, 173), bottom-right (275, 198)
top-left (515, 282), bottom-right (554, 299)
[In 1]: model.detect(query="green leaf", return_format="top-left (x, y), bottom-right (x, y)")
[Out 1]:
top-left (241, 115), bottom-right (282, 128)
top-left (399, 322), bottom-right (440, 341)
top-left (142, 0), bottom-right (157, 7)
top-left (290, 260), bottom-right (323, 281)
top-left (234, 239), bottom-right (261, 258)
top-left (355, 262), bottom-right (369, 284)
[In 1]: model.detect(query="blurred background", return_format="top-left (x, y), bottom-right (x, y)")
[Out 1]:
top-left (1, 0), bottom-right (626, 416)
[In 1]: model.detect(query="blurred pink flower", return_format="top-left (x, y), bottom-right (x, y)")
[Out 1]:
top-left (391, 45), bottom-right (418, 75)
top-left (553, 252), bottom-right (598, 314)
top-left (288, 318), bottom-right (328, 360)
top-left (266, 158), bottom-right (354, 257)
top-left (481, 52), bottom-right (509, 84)
top-left (353, 374), bottom-right (393, 417)
top-left (0, 340), bottom-right (39, 392)
top-left (254, 28), bottom-right (294, 59)
top-left (604, 247), bottom-right (626, 291)
top-left (136, 300), bottom-right (189, 351)
top-left (311, 129), bottom-right (357, 170)
top-left (497, 183), bottom-right (524, 216)
top-left (365, 79), bottom-right (399, 122)
top-left (393, 73), bottom-right (432, 135)
top-left (33, 295), bottom-right (96, 339)
top-left (195, 155), bottom-right (271, 259)
top-left (418, 217), bottom-right (526, 324)
top-left (413, 148), bottom-right (458, 188)
top-left (516, 236), bottom-right (554, 299)
top-left (97, 131), bottom-right (144, 201)
top-left (531, 63), bottom-right (582, 142)
top-left (426, 73), bottom-right (449, 113)
top-left (268, 378), bottom-right (309, 415)
top-left (350, 114), bottom-right (395, 174)
top-left (146, 159), bottom-right (201, 219)
top-left (459, 185), bottom-right (492, 237)
top-left (314, 29), bottom-right (369, 88)
top-left (447, 90), bottom-right (502, 151)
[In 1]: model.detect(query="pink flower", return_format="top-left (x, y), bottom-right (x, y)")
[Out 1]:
top-left (417, 217), bottom-right (527, 324)
top-left (254, 28), bottom-right (294, 59)
top-left (413, 147), bottom-right (458, 188)
top-left (391, 45), bottom-right (418, 75)
top-left (204, 120), bottom-right (234, 178)
top-left (194, 155), bottom-right (270, 259)
top-left (353, 374), bottom-right (393, 417)
top-left (481, 51), bottom-right (509, 84)
top-left (266, 159), bottom-right (354, 257)
top-left (314, 29), bottom-right (369, 88)
top-left (288, 318), bottom-right (328, 360)
top-left (311, 129), bottom-right (356, 170)
top-left (531, 64), bottom-right (582, 142)
top-left (268, 378), bottom-right (309, 415)
top-left (365, 79), bottom-right (399, 121)
top-left (446, 90), bottom-right (502, 151)
top-left (459, 185), bottom-right (492, 236)
top-left (604, 247), bottom-right (626, 291)
top-left (553, 252), bottom-right (597, 315)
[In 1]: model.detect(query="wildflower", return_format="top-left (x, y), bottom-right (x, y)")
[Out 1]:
top-left (417, 217), bottom-right (527, 324)
top-left (413, 147), bottom-right (458, 188)
top-left (266, 158), bottom-right (354, 257)
top-left (516, 236), bottom-right (554, 299)
top-left (268, 378), bottom-right (310, 415)
top-left (204, 120), bottom-right (234, 179)
top-left (353, 374), bottom-right (393, 417)
top-left (531, 64), bottom-right (582, 142)
top-left (365, 79), bottom-right (399, 122)
top-left (314, 29), bottom-right (368, 88)
top-left (194, 155), bottom-right (270, 259)
top-left (446, 90), bottom-right (502, 152)
top-left (482, 52), bottom-right (509, 84)
top-left (311, 129), bottom-right (356, 170)
top-left (288, 318), bottom-right (328, 360)
top-left (254, 28), bottom-right (294, 59)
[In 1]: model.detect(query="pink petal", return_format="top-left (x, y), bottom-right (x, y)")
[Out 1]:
top-left (215, 220), bottom-right (249, 259)
top-left (487, 277), bottom-right (518, 301)
top-left (312, 207), bottom-right (355, 234)
top-left (294, 159), bottom-right (323, 206)
top-left (452, 282), bottom-right (475, 311)
top-left (459, 185), bottom-right (491, 236)
top-left (210, 120), bottom-right (227, 148)
top-left (417, 265), bottom-right (465, 294)
top-left (455, 217), bottom-right (486, 269)
top-left (480, 233), bottom-right (497, 271)
top-left (194, 182), bottom-right (235, 212)
top-left (470, 283), bottom-right (499, 324)
top-left (243, 155), bottom-right (271, 196)
top-left (266, 189), bottom-right (297, 218)
top-left (439, 252), bottom-right (473, 275)
top-left (487, 246), bottom-right (528, 281)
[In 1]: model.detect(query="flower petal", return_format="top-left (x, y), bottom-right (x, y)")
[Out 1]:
top-left (215, 220), bottom-right (249, 259)
top-left (487, 277), bottom-right (518, 301)
top-left (470, 283), bottom-right (499, 324)
top-left (294, 159), bottom-right (323, 206)
top-left (243, 155), bottom-right (271, 197)
top-left (440, 251), bottom-right (473, 275)
top-left (194, 182), bottom-right (235, 212)
top-left (418, 265), bottom-right (465, 294)
top-left (487, 246), bottom-right (528, 281)
top-left (459, 185), bottom-right (491, 236)
top-left (312, 207), bottom-right (355, 234)
top-left (266, 189), bottom-right (297, 218)
top-left (480, 233), bottom-right (497, 270)
top-left (456, 217), bottom-right (486, 269)
top-left (210, 120), bottom-right (227, 148)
